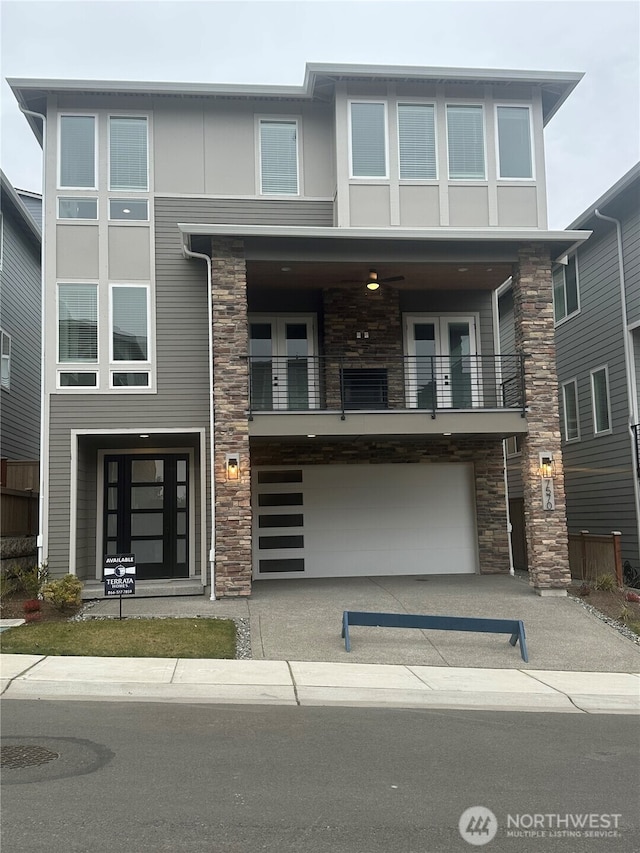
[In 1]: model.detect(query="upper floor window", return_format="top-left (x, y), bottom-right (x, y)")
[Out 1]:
top-left (446, 105), bottom-right (485, 180)
top-left (58, 283), bottom-right (98, 363)
top-left (109, 117), bottom-right (148, 191)
top-left (111, 285), bottom-right (149, 362)
top-left (1, 330), bottom-right (11, 389)
top-left (398, 104), bottom-right (437, 180)
top-left (591, 366), bottom-right (612, 435)
top-left (59, 115), bottom-right (96, 189)
top-left (259, 120), bottom-right (299, 195)
top-left (562, 379), bottom-right (580, 442)
top-left (58, 198), bottom-right (98, 220)
top-left (553, 255), bottom-right (579, 323)
top-left (496, 106), bottom-right (533, 179)
top-left (350, 102), bottom-right (387, 178)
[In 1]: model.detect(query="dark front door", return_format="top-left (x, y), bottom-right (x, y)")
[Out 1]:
top-left (104, 454), bottom-right (189, 579)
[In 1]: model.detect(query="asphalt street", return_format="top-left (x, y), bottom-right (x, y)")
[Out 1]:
top-left (1, 700), bottom-right (638, 853)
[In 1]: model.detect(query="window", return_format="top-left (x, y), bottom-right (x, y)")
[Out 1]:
top-left (1, 330), bottom-right (11, 389)
top-left (562, 379), bottom-right (580, 441)
top-left (109, 117), bottom-right (148, 191)
top-left (58, 198), bottom-right (98, 219)
top-left (109, 199), bottom-right (148, 221)
top-left (591, 367), bottom-right (612, 435)
top-left (446, 105), bottom-right (485, 180)
top-left (553, 256), bottom-right (579, 323)
top-left (505, 435), bottom-right (521, 456)
top-left (111, 371), bottom-right (150, 388)
top-left (58, 371), bottom-right (97, 388)
top-left (350, 102), bottom-right (387, 178)
top-left (111, 285), bottom-right (149, 362)
top-left (398, 104), bottom-right (436, 179)
top-left (259, 120), bottom-right (299, 195)
top-left (59, 115), bottom-right (96, 188)
top-left (58, 284), bottom-right (98, 362)
top-left (496, 106), bottom-right (533, 179)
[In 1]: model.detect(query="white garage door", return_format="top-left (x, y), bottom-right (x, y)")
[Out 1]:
top-left (253, 464), bottom-right (478, 579)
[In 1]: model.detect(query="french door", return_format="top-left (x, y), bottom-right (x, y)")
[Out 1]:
top-left (103, 454), bottom-right (189, 579)
top-left (249, 316), bottom-right (318, 411)
top-left (405, 315), bottom-right (479, 409)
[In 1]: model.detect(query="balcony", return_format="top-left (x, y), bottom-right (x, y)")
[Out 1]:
top-left (247, 354), bottom-right (527, 439)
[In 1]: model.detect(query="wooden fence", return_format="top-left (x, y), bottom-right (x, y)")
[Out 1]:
top-left (568, 531), bottom-right (623, 586)
top-left (1, 460), bottom-right (39, 536)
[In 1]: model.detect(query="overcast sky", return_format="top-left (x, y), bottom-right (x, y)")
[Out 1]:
top-left (1, 0), bottom-right (638, 228)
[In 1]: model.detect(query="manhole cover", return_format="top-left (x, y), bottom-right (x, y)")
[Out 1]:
top-left (0, 745), bottom-right (59, 769)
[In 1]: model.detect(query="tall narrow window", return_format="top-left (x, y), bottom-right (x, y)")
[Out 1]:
top-left (59, 115), bottom-right (96, 188)
top-left (109, 117), bottom-right (148, 191)
top-left (350, 102), bottom-right (387, 178)
top-left (591, 367), bottom-right (611, 435)
top-left (111, 285), bottom-right (149, 362)
top-left (553, 256), bottom-right (579, 323)
top-left (259, 120), bottom-right (299, 195)
top-left (1, 330), bottom-right (11, 389)
top-left (562, 379), bottom-right (580, 441)
top-left (398, 104), bottom-right (436, 179)
top-left (58, 284), bottom-right (98, 362)
top-left (497, 106), bottom-right (533, 179)
top-left (447, 105), bottom-right (485, 180)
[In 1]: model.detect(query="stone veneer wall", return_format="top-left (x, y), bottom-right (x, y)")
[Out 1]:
top-left (251, 437), bottom-right (510, 574)
top-left (211, 238), bottom-right (252, 596)
top-left (323, 287), bottom-right (405, 407)
top-left (512, 243), bottom-right (570, 590)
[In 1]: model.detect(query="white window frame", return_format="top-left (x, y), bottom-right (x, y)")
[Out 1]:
top-left (109, 283), bottom-right (151, 366)
top-left (108, 115), bottom-right (149, 192)
top-left (109, 370), bottom-right (151, 390)
top-left (494, 103), bottom-right (535, 181)
top-left (57, 197), bottom-right (99, 220)
top-left (591, 365), bottom-right (612, 436)
top-left (562, 378), bottom-right (580, 442)
top-left (108, 198), bottom-right (149, 222)
top-left (348, 100), bottom-right (389, 180)
top-left (56, 370), bottom-right (99, 390)
top-left (256, 116), bottom-right (301, 197)
top-left (505, 435), bottom-right (521, 457)
top-left (1, 329), bottom-right (11, 390)
top-left (396, 101), bottom-right (438, 181)
top-left (553, 255), bottom-right (580, 325)
top-left (57, 113), bottom-right (98, 190)
top-left (445, 102), bottom-right (487, 181)
top-left (57, 281), bottom-right (99, 365)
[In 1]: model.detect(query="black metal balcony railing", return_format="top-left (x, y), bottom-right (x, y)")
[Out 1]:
top-left (247, 354), bottom-right (525, 418)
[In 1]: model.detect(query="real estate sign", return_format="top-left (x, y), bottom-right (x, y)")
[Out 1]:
top-left (103, 554), bottom-right (136, 597)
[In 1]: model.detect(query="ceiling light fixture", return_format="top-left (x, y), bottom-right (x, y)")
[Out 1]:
top-left (366, 270), bottom-right (380, 291)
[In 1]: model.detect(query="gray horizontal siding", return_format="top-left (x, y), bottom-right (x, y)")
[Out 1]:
top-left (622, 204), bottom-right (640, 326)
top-left (556, 196), bottom-right (639, 567)
top-left (159, 197), bottom-right (334, 228)
top-left (0, 206), bottom-right (41, 461)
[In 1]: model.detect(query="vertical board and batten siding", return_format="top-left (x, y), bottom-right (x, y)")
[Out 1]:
top-left (0, 207), bottom-right (41, 461)
top-left (47, 196), bottom-right (334, 576)
top-left (556, 209), bottom-right (639, 566)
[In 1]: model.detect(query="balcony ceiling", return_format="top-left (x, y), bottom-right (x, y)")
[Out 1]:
top-left (246, 260), bottom-right (512, 290)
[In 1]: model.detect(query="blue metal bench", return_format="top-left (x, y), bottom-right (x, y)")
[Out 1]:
top-left (341, 611), bottom-right (528, 662)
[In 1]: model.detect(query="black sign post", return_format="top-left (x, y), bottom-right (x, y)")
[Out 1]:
top-left (103, 554), bottom-right (136, 620)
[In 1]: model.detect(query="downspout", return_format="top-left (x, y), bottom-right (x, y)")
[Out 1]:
top-left (594, 208), bottom-right (640, 561)
top-left (182, 239), bottom-right (216, 600)
top-left (20, 107), bottom-right (47, 573)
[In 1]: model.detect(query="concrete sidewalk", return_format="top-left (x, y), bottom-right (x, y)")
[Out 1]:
top-left (1, 653), bottom-right (638, 713)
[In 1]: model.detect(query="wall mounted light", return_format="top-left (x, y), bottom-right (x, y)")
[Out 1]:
top-left (226, 453), bottom-right (240, 481)
top-left (538, 452), bottom-right (555, 479)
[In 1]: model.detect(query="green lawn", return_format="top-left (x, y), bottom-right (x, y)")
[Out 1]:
top-left (0, 618), bottom-right (236, 659)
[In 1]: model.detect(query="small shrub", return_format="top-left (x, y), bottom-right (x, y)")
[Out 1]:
top-left (0, 573), bottom-right (18, 602)
top-left (42, 575), bottom-right (82, 611)
top-left (11, 562), bottom-right (49, 599)
top-left (23, 598), bottom-right (41, 613)
top-left (593, 573), bottom-right (616, 592)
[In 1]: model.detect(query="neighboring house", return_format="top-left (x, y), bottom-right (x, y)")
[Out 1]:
top-left (0, 170), bottom-right (41, 464)
top-left (9, 64), bottom-right (590, 599)
top-left (555, 165), bottom-right (640, 572)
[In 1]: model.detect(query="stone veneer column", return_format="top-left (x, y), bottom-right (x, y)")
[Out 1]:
top-left (512, 244), bottom-right (570, 594)
top-left (211, 238), bottom-right (251, 597)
